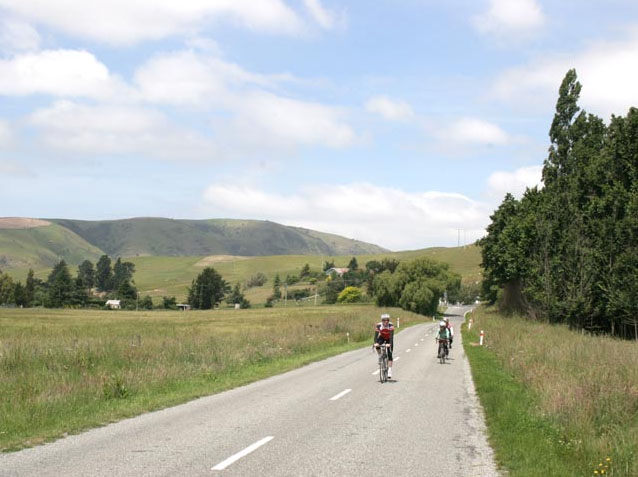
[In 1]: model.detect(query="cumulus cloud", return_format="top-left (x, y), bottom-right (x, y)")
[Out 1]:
top-left (134, 50), bottom-right (355, 151)
top-left (0, 0), bottom-right (305, 45)
top-left (440, 117), bottom-right (510, 145)
top-left (492, 29), bottom-right (638, 118)
top-left (0, 120), bottom-right (12, 146)
top-left (473, 0), bottom-right (545, 38)
top-left (0, 17), bottom-right (40, 53)
top-left (486, 165), bottom-right (543, 199)
top-left (0, 49), bottom-right (129, 100)
top-left (365, 96), bottom-right (415, 122)
top-left (202, 182), bottom-right (490, 249)
top-left (28, 101), bottom-right (216, 160)
top-left (303, 0), bottom-right (340, 29)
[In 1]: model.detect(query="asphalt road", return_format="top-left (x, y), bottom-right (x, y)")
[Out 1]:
top-left (1, 305), bottom-right (499, 477)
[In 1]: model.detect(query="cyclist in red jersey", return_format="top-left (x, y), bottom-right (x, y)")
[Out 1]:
top-left (374, 313), bottom-right (395, 378)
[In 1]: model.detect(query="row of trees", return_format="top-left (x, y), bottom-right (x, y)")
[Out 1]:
top-left (371, 257), bottom-right (460, 316)
top-left (480, 69), bottom-right (638, 338)
top-left (187, 267), bottom-right (251, 310)
top-left (0, 255), bottom-right (141, 309)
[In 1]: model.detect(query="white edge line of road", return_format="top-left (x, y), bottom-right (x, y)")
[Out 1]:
top-left (212, 436), bottom-right (274, 471)
top-left (329, 388), bottom-right (352, 401)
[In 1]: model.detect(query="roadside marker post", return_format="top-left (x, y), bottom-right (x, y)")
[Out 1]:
top-left (480, 330), bottom-right (484, 346)
top-left (346, 332), bottom-right (350, 344)
top-left (397, 317), bottom-right (400, 328)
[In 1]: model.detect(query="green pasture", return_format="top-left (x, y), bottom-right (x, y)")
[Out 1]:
top-left (0, 305), bottom-right (425, 451)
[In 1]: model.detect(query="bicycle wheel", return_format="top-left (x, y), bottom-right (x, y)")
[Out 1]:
top-left (380, 353), bottom-right (388, 383)
top-left (439, 344), bottom-right (445, 364)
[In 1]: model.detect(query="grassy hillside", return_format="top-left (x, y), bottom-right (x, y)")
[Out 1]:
top-left (50, 218), bottom-right (388, 258)
top-left (129, 244), bottom-right (481, 302)
top-left (0, 222), bottom-right (104, 271)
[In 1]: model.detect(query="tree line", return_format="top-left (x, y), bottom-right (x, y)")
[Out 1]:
top-left (0, 255), bottom-right (151, 309)
top-left (480, 69), bottom-right (638, 339)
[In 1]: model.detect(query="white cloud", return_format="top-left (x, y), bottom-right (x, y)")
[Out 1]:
top-left (365, 96), bottom-right (415, 122)
top-left (435, 117), bottom-right (511, 146)
top-left (486, 165), bottom-right (543, 199)
top-left (0, 120), bottom-right (12, 146)
top-left (492, 30), bottom-right (638, 118)
top-left (473, 0), bottom-right (545, 38)
top-left (0, 49), bottom-right (128, 100)
top-left (134, 50), bottom-right (286, 106)
top-left (0, 0), bottom-right (305, 45)
top-left (28, 101), bottom-right (216, 160)
top-left (134, 50), bottom-right (355, 150)
top-left (229, 91), bottom-right (355, 149)
top-left (0, 17), bottom-right (40, 53)
top-left (303, 0), bottom-right (338, 29)
top-left (202, 182), bottom-right (490, 249)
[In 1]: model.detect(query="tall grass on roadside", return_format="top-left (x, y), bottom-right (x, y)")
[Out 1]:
top-left (0, 306), bottom-right (423, 451)
top-left (464, 307), bottom-right (638, 476)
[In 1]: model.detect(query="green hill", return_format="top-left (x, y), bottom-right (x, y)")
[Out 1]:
top-left (127, 244), bottom-right (482, 302)
top-left (49, 218), bottom-right (388, 258)
top-left (0, 220), bottom-right (103, 271)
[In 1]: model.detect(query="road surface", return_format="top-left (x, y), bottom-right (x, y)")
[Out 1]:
top-left (1, 305), bottom-right (499, 476)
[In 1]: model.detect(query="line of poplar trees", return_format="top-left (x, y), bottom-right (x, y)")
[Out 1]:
top-left (480, 69), bottom-right (638, 339)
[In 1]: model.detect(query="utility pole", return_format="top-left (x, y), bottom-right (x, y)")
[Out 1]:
top-left (457, 229), bottom-right (460, 247)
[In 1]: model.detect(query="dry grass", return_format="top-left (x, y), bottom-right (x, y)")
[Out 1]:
top-left (0, 305), bottom-right (424, 451)
top-left (470, 307), bottom-right (638, 475)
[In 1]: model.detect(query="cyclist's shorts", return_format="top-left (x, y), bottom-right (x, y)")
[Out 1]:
top-left (376, 337), bottom-right (393, 361)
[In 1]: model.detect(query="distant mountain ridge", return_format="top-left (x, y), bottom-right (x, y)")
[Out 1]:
top-left (0, 217), bottom-right (388, 270)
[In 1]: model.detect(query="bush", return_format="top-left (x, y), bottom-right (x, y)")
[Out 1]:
top-left (245, 272), bottom-right (268, 288)
top-left (337, 286), bottom-right (363, 303)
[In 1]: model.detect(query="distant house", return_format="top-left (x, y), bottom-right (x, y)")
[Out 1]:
top-left (105, 299), bottom-right (121, 309)
top-left (325, 267), bottom-right (349, 277)
top-left (176, 303), bottom-right (191, 311)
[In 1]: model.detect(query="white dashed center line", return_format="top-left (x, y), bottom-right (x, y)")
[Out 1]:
top-left (212, 436), bottom-right (274, 471)
top-left (330, 389), bottom-right (352, 401)
top-left (406, 349), bottom-right (411, 353)
top-left (372, 369), bottom-right (380, 375)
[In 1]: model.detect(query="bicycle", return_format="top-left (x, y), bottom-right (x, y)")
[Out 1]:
top-left (376, 343), bottom-right (391, 382)
top-left (437, 339), bottom-right (448, 364)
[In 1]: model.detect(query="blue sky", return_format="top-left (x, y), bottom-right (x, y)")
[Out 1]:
top-left (1, 0), bottom-right (638, 250)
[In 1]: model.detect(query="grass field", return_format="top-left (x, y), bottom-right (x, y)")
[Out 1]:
top-left (464, 307), bottom-right (638, 476)
top-left (4, 244), bottom-right (481, 304)
top-left (125, 245), bottom-right (481, 302)
top-left (0, 305), bottom-right (427, 452)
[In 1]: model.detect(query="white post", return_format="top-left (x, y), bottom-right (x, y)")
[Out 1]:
top-left (397, 317), bottom-right (400, 328)
top-left (346, 332), bottom-right (350, 344)
top-left (468, 319), bottom-right (473, 330)
top-left (479, 330), bottom-right (484, 346)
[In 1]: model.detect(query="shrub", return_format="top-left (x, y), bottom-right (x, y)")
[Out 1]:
top-left (337, 286), bottom-right (363, 303)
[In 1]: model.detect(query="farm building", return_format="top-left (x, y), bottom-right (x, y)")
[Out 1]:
top-left (325, 267), bottom-right (349, 276)
top-left (105, 299), bottom-right (121, 309)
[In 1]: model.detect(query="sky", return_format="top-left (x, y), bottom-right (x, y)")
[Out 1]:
top-left (1, 0), bottom-right (638, 251)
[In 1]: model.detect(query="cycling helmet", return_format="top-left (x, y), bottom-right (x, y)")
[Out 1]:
top-left (381, 313), bottom-right (390, 320)
top-left (439, 321), bottom-right (446, 327)
top-left (444, 317), bottom-right (450, 322)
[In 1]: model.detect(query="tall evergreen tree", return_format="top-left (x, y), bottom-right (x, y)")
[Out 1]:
top-left (25, 269), bottom-right (35, 307)
top-left (112, 258), bottom-right (135, 291)
top-left (187, 267), bottom-right (229, 310)
top-left (77, 260), bottom-right (95, 293)
top-left (96, 255), bottom-right (113, 292)
top-left (47, 260), bottom-right (73, 307)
